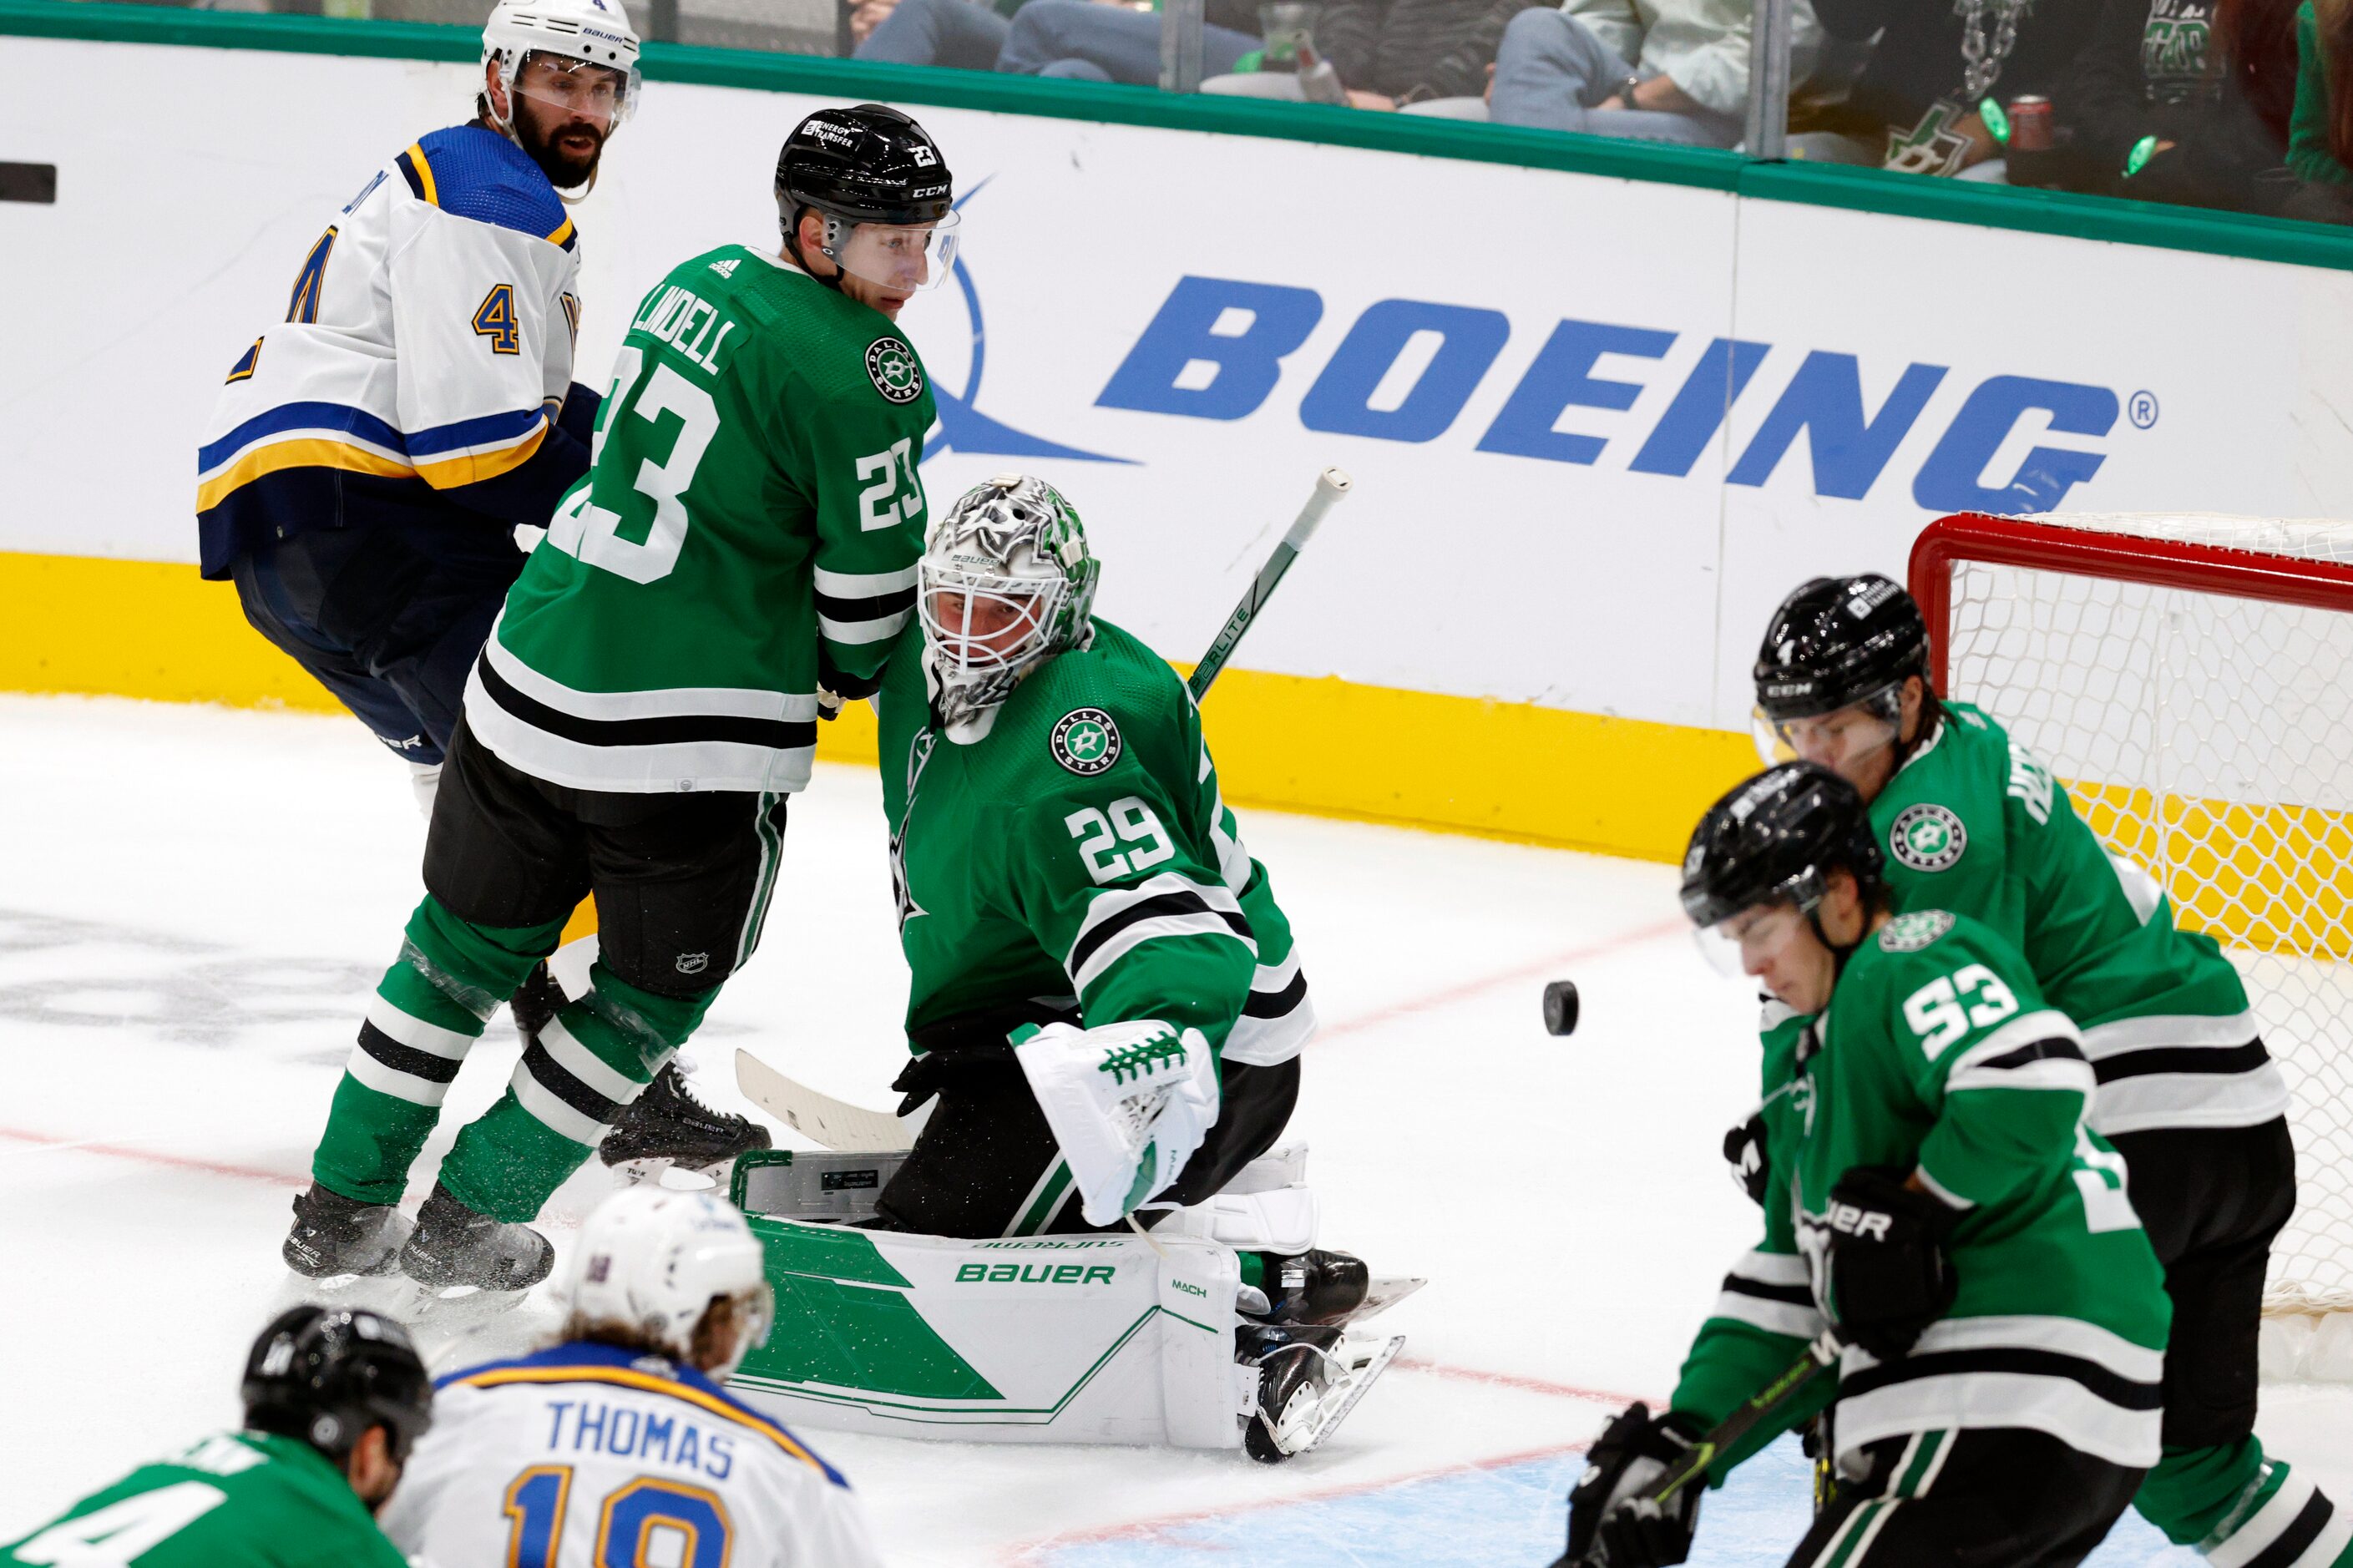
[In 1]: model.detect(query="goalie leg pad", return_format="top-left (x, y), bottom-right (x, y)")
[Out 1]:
top-left (724, 1216), bottom-right (1246, 1449)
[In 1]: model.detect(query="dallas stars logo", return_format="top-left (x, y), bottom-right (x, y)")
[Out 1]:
top-left (1889, 803), bottom-right (1966, 873)
top-left (867, 337), bottom-right (923, 405)
top-left (1050, 708), bottom-right (1121, 776)
top-left (1878, 909), bottom-right (1957, 952)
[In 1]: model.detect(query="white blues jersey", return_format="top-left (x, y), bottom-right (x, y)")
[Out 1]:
top-left (379, 1342), bottom-right (882, 1568)
top-left (195, 124), bottom-right (590, 579)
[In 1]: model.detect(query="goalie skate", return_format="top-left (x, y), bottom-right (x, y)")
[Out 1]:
top-left (1238, 1319), bottom-right (1405, 1464)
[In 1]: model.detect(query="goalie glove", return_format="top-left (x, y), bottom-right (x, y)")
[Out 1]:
top-left (1011, 1019), bottom-right (1219, 1227)
top-left (1561, 1403), bottom-right (1706, 1567)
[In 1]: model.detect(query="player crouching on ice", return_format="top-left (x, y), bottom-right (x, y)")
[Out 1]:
top-left (726, 476), bottom-right (1401, 1462)
top-left (1561, 762), bottom-right (2172, 1568)
top-left (379, 1187), bottom-right (882, 1566)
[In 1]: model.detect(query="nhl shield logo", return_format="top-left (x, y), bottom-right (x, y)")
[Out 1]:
top-left (1050, 708), bottom-right (1121, 776)
top-left (867, 338), bottom-right (923, 404)
top-left (1889, 803), bottom-right (1966, 873)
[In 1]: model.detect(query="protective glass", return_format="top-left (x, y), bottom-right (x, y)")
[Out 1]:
top-left (1692, 902), bottom-right (1809, 979)
top-left (508, 54), bottom-right (639, 127)
top-left (1750, 684), bottom-right (1903, 772)
top-left (828, 210), bottom-right (961, 292)
top-left (919, 565), bottom-right (1066, 675)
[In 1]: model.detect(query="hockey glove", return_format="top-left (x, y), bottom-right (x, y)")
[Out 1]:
top-left (1824, 1166), bottom-right (1959, 1361)
top-left (1562, 1403), bottom-right (1706, 1568)
top-left (1011, 1019), bottom-right (1220, 1227)
top-left (1722, 1110), bottom-right (1769, 1207)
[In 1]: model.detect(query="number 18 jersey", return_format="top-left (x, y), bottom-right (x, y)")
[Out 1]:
top-left (378, 1341), bottom-right (880, 1568)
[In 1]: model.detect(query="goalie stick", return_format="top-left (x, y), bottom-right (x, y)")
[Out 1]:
top-left (1551, 1330), bottom-right (1842, 1568)
top-left (737, 467), bottom-right (1354, 1153)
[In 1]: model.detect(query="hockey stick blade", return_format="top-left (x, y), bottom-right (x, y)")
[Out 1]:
top-left (1187, 468), bottom-right (1350, 703)
top-left (734, 1049), bottom-right (922, 1155)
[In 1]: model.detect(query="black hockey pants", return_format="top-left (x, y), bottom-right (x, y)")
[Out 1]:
top-left (870, 999), bottom-right (1299, 1238)
top-left (1789, 1429), bottom-right (2146, 1567)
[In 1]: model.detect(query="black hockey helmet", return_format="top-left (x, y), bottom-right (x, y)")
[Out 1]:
top-left (775, 104), bottom-right (954, 231)
top-left (1752, 574), bottom-right (1931, 724)
top-left (1681, 761), bottom-right (1885, 932)
top-left (240, 1306), bottom-right (433, 1466)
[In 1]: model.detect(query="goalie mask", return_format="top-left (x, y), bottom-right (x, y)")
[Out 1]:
top-left (919, 474), bottom-right (1099, 739)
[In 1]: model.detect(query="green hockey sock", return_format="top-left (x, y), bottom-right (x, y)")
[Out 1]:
top-left (2139, 1441), bottom-right (2353, 1564)
top-left (437, 964), bottom-right (717, 1222)
top-left (311, 898), bottom-right (564, 1206)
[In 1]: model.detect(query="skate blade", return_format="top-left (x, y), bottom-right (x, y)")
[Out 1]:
top-left (266, 1269), bottom-right (418, 1320)
top-left (606, 1156), bottom-right (726, 1191)
top-left (1281, 1332), bottom-right (1405, 1459)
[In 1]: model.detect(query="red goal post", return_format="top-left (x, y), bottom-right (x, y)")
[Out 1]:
top-left (1907, 512), bottom-right (2353, 1362)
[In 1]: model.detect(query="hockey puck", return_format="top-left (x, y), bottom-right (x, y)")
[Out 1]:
top-left (1541, 979), bottom-right (1580, 1037)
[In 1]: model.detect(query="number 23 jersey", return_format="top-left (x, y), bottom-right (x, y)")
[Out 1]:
top-left (378, 1342), bottom-right (880, 1568)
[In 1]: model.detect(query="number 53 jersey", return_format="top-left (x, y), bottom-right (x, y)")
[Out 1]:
top-left (465, 245), bottom-right (935, 795)
top-left (378, 1341), bottom-right (881, 1568)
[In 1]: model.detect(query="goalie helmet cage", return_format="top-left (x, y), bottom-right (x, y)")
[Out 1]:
top-left (1910, 512), bottom-right (2353, 1373)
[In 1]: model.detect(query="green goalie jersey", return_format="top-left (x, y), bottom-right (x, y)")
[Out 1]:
top-left (875, 618), bottom-right (1312, 1064)
top-left (464, 246), bottom-right (934, 796)
top-left (1765, 701), bottom-right (2285, 1137)
top-left (1680, 910), bottom-right (2171, 1480)
top-left (1, 1431), bottom-right (407, 1568)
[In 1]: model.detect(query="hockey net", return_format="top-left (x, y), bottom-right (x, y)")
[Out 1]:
top-left (1912, 513), bottom-right (2353, 1378)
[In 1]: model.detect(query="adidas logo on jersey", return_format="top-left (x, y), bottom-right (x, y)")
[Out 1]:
top-left (708, 257), bottom-right (739, 278)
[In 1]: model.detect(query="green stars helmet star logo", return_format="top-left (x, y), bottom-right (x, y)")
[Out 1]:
top-left (867, 337), bottom-right (923, 405)
top-left (1889, 803), bottom-right (1967, 873)
top-left (1050, 708), bottom-right (1121, 776)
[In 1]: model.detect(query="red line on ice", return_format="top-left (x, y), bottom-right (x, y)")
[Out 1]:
top-left (994, 1436), bottom-right (1596, 1564)
top-left (0, 1125), bottom-right (305, 1187)
top-left (1392, 1358), bottom-right (1653, 1407)
top-left (1313, 916), bottom-right (1689, 1045)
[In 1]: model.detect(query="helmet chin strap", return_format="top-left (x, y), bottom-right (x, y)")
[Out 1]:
top-left (1805, 904), bottom-right (1863, 981)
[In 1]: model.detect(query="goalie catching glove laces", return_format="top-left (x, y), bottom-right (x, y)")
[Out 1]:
top-left (1011, 1019), bottom-right (1219, 1227)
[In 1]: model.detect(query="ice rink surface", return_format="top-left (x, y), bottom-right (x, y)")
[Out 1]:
top-left (1, 694), bottom-right (2344, 1564)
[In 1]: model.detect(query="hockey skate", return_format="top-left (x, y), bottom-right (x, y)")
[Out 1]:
top-left (598, 1057), bottom-right (772, 1186)
top-left (1236, 1247), bottom-right (1406, 1463)
top-left (397, 1183), bottom-right (554, 1292)
top-left (281, 1183), bottom-right (412, 1279)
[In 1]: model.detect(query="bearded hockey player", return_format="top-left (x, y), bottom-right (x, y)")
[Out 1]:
top-left (1748, 576), bottom-right (2345, 1568)
top-left (1566, 762), bottom-right (2172, 1567)
top-left (858, 473), bottom-right (1387, 1460)
top-left (2, 1307), bottom-right (430, 1568)
top-left (280, 105), bottom-right (951, 1292)
top-left (196, 0), bottom-right (637, 817)
top-left (380, 1188), bottom-right (880, 1567)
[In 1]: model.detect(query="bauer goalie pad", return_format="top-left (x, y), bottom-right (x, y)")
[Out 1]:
top-left (723, 1216), bottom-right (1248, 1449)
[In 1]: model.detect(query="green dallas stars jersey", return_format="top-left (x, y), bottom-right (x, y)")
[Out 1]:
top-left (1, 1431), bottom-right (407, 1568)
top-left (1851, 699), bottom-right (2285, 1135)
top-left (874, 618), bottom-right (1311, 1062)
top-left (1680, 912), bottom-right (2171, 1479)
top-left (465, 246), bottom-right (934, 795)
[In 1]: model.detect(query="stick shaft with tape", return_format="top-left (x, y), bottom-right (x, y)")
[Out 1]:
top-left (1187, 468), bottom-right (1351, 702)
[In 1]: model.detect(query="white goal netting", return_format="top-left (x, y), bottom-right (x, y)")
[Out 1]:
top-left (1930, 513), bottom-right (2353, 1377)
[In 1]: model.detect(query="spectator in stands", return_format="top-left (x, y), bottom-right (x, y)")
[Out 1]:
top-left (998, 0), bottom-right (1262, 81)
top-left (1486, 0), bottom-right (1822, 146)
top-left (1804, 0), bottom-right (2100, 177)
top-left (1199, 0), bottom-right (1536, 111)
top-left (853, 0), bottom-right (1014, 68)
top-left (2289, 0), bottom-right (2353, 183)
top-left (2022, 0), bottom-right (2296, 210)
